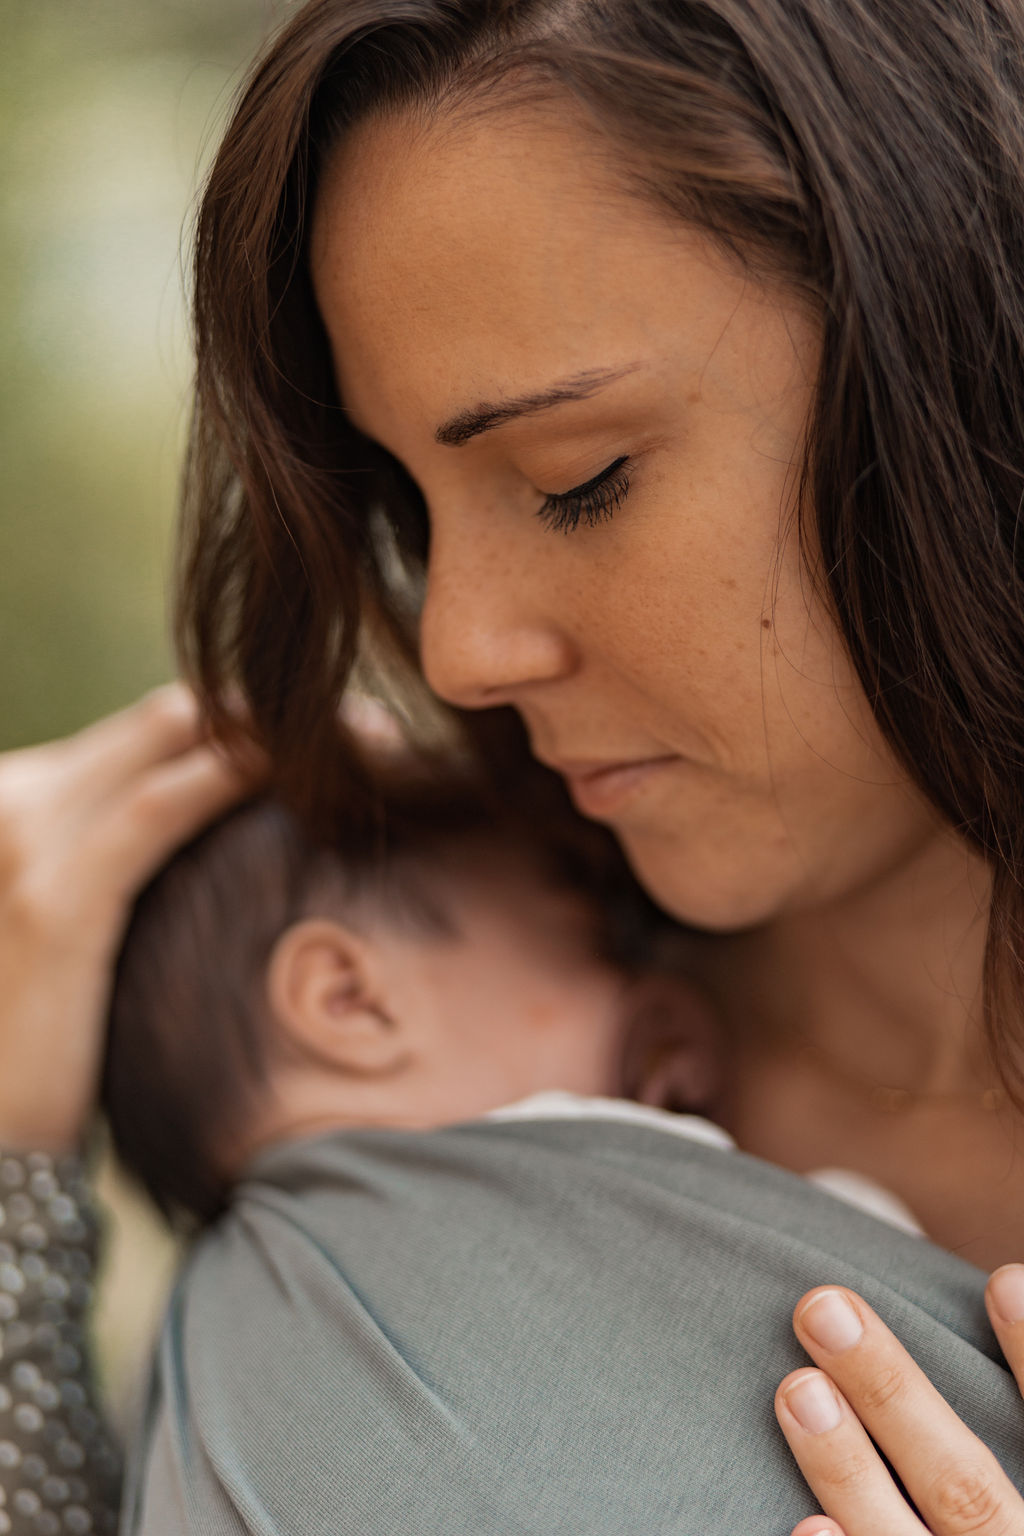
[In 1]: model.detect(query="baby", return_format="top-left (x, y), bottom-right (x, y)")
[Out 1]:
top-left (101, 776), bottom-right (724, 1226)
top-left (104, 772), bottom-right (938, 1536)
top-left (101, 771), bottom-right (918, 1235)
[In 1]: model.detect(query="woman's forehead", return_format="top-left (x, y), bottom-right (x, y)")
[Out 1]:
top-left (308, 102), bottom-right (748, 446)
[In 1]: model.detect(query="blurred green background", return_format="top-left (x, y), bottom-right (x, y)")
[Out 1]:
top-left (0, 0), bottom-right (287, 1429)
top-left (0, 0), bottom-right (282, 746)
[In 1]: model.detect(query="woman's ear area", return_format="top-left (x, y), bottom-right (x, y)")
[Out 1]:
top-left (266, 918), bottom-right (411, 1077)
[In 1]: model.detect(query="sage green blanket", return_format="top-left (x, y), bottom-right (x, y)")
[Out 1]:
top-left (124, 1114), bottom-right (1024, 1533)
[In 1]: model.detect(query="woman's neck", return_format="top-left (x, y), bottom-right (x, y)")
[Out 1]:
top-left (697, 824), bottom-right (996, 1097)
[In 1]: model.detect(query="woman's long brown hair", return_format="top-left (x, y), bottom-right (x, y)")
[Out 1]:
top-left (178, 0), bottom-right (1024, 1089)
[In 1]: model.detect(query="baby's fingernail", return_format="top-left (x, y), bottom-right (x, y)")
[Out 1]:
top-left (989, 1264), bottom-right (1024, 1325)
top-left (784, 1372), bottom-right (842, 1434)
top-left (799, 1290), bottom-right (863, 1353)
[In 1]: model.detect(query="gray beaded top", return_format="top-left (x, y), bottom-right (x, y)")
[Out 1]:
top-left (0, 1150), bottom-right (121, 1536)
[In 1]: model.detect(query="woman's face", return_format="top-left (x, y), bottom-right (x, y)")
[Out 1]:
top-left (311, 100), bottom-right (938, 931)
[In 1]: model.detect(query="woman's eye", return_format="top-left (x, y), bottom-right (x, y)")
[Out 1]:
top-left (535, 455), bottom-right (631, 535)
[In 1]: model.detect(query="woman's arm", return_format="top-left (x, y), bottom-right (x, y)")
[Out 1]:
top-left (0, 688), bottom-right (252, 1532)
top-left (0, 1147), bottom-right (121, 1536)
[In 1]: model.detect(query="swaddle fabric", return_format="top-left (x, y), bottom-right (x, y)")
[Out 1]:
top-left (124, 1115), bottom-right (1024, 1534)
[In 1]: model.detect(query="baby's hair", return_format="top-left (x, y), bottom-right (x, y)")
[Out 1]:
top-left (102, 768), bottom-right (671, 1227)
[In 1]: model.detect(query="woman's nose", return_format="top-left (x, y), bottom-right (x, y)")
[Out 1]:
top-left (419, 539), bottom-right (576, 710)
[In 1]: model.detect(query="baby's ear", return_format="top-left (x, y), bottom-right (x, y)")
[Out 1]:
top-left (618, 974), bottom-right (723, 1115)
top-left (266, 919), bottom-right (409, 1077)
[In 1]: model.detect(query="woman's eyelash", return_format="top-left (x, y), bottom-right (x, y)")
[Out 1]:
top-left (535, 456), bottom-right (631, 535)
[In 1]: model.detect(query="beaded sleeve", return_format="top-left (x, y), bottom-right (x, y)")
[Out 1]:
top-left (0, 1150), bottom-right (122, 1536)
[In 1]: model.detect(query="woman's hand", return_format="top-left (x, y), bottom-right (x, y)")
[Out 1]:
top-left (776, 1271), bottom-right (1024, 1534)
top-left (0, 685), bottom-right (254, 1151)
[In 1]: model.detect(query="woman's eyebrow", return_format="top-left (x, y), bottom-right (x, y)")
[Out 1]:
top-left (434, 364), bottom-right (642, 447)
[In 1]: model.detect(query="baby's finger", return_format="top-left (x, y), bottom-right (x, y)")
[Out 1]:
top-left (986, 1265), bottom-right (1024, 1399)
top-left (775, 1369), bottom-right (925, 1535)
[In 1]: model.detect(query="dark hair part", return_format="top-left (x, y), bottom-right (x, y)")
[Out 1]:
top-left (102, 773), bottom-right (671, 1227)
top-left (179, 1), bottom-right (1024, 1085)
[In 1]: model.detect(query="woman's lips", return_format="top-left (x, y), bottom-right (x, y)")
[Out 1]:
top-left (556, 755), bottom-right (681, 818)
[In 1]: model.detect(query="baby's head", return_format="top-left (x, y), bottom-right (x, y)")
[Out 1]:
top-left (102, 786), bottom-right (720, 1226)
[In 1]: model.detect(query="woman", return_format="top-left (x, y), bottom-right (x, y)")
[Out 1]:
top-left (2, 0), bottom-right (1024, 1531)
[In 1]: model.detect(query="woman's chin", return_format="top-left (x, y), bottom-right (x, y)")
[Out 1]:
top-left (616, 828), bottom-right (801, 935)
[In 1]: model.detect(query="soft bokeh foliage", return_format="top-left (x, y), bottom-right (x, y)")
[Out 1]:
top-left (0, 0), bottom-right (280, 747)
